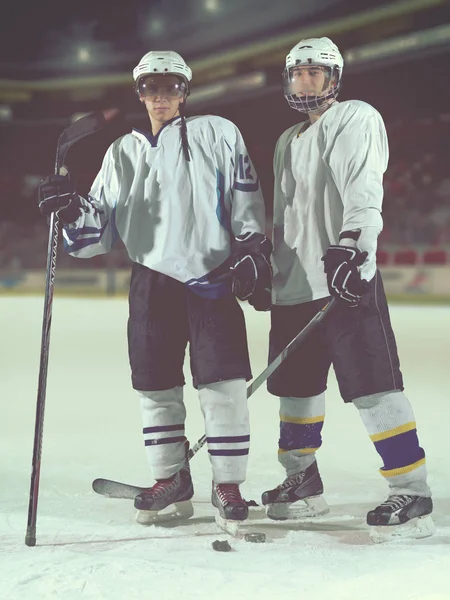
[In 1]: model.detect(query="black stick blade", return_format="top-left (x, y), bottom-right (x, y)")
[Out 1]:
top-left (56, 109), bottom-right (119, 172)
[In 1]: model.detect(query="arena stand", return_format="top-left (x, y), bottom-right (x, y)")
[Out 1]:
top-left (375, 113), bottom-right (450, 299)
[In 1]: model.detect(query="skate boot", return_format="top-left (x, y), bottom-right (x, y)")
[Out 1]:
top-left (367, 494), bottom-right (435, 543)
top-left (261, 461), bottom-right (329, 520)
top-left (134, 467), bottom-right (194, 525)
top-left (212, 483), bottom-right (248, 535)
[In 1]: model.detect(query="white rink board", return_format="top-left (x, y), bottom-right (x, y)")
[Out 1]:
top-left (1, 266), bottom-right (450, 299)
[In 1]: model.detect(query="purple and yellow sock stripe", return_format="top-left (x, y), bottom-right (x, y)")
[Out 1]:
top-left (370, 421), bottom-right (426, 476)
top-left (278, 414), bottom-right (324, 454)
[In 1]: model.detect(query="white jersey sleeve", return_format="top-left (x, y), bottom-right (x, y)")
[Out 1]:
top-left (323, 101), bottom-right (388, 235)
top-left (62, 140), bottom-right (121, 257)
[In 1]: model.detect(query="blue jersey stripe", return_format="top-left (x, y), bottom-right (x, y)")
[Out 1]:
top-left (234, 179), bottom-right (260, 192)
top-left (215, 169), bottom-right (231, 232)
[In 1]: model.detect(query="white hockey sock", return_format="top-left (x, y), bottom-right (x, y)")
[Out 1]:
top-left (278, 394), bottom-right (325, 476)
top-left (353, 390), bottom-right (431, 497)
top-left (198, 379), bottom-right (249, 484)
top-left (137, 387), bottom-right (187, 480)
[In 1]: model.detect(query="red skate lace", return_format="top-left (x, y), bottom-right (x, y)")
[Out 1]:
top-left (146, 474), bottom-right (178, 498)
top-left (279, 471), bottom-right (304, 490)
top-left (215, 483), bottom-right (244, 506)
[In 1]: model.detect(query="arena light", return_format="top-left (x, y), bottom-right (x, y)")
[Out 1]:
top-left (204, 0), bottom-right (220, 12)
top-left (0, 104), bottom-right (12, 121)
top-left (77, 47), bottom-right (91, 63)
top-left (149, 18), bottom-right (165, 36)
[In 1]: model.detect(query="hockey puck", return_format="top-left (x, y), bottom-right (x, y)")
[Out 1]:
top-left (245, 499), bottom-right (259, 507)
top-left (212, 539), bottom-right (232, 552)
top-left (244, 532), bottom-right (266, 543)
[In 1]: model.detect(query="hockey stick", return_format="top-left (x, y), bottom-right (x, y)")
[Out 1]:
top-left (25, 109), bottom-right (118, 547)
top-left (92, 297), bottom-right (337, 501)
top-left (187, 296), bottom-right (337, 459)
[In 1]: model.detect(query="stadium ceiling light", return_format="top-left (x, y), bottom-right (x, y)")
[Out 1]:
top-left (0, 104), bottom-right (12, 121)
top-left (149, 18), bottom-right (165, 36)
top-left (77, 47), bottom-right (91, 63)
top-left (204, 0), bottom-right (220, 13)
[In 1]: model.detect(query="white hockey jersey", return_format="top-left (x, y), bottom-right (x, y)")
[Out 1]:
top-left (272, 99), bottom-right (388, 305)
top-left (63, 115), bottom-right (265, 298)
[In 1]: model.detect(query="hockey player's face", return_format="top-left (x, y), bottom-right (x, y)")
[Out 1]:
top-left (138, 74), bottom-right (186, 122)
top-left (289, 66), bottom-right (329, 96)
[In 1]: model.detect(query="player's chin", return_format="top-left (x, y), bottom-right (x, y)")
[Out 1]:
top-left (152, 109), bottom-right (174, 120)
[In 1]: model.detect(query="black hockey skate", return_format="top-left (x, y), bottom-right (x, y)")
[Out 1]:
top-left (212, 483), bottom-right (249, 535)
top-left (261, 461), bottom-right (329, 520)
top-left (134, 467), bottom-right (194, 525)
top-left (367, 494), bottom-right (435, 542)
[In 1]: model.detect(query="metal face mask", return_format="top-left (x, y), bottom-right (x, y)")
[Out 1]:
top-left (283, 64), bottom-right (339, 113)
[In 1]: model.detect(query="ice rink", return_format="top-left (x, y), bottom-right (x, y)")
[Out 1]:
top-left (1, 296), bottom-right (449, 600)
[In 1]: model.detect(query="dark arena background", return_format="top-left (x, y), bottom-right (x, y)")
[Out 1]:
top-left (1, 3), bottom-right (450, 599)
top-left (1, 0), bottom-right (450, 299)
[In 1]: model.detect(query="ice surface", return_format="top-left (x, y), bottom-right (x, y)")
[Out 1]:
top-left (1, 297), bottom-right (449, 600)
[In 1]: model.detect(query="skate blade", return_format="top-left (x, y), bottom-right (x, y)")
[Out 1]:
top-left (369, 514), bottom-right (436, 543)
top-left (136, 500), bottom-right (194, 525)
top-left (215, 513), bottom-right (244, 537)
top-left (266, 494), bottom-right (329, 521)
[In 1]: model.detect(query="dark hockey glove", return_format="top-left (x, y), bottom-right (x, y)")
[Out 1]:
top-left (321, 245), bottom-right (370, 306)
top-left (38, 173), bottom-right (82, 224)
top-left (231, 233), bottom-right (273, 311)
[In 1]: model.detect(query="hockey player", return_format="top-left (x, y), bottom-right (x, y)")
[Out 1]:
top-left (38, 50), bottom-right (272, 530)
top-left (261, 37), bottom-right (434, 542)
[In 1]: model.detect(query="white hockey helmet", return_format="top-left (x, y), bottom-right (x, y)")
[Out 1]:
top-left (133, 50), bottom-right (192, 96)
top-left (283, 37), bottom-right (344, 113)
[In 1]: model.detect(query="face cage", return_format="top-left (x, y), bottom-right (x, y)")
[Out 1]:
top-left (283, 66), bottom-right (340, 114)
top-left (284, 82), bottom-right (340, 113)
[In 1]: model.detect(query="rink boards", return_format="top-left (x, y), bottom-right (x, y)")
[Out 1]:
top-left (1, 266), bottom-right (449, 302)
